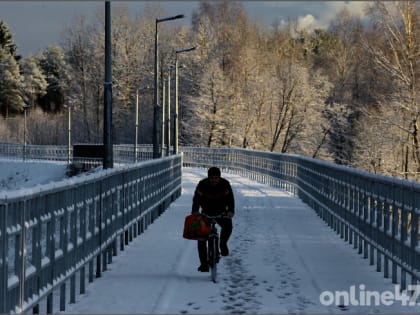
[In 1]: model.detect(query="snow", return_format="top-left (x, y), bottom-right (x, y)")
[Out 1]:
top-left (0, 159), bottom-right (68, 191)
top-left (1, 160), bottom-right (420, 314)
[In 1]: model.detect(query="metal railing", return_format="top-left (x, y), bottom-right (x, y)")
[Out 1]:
top-left (0, 143), bottom-right (155, 164)
top-left (0, 155), bottom-right (182, 313)
top-left (0, 143), bottom-right (69, 162)
top-left (182, 147), bottom-right (420, 288)
top-left (1, 144), bottom-right (420, 313)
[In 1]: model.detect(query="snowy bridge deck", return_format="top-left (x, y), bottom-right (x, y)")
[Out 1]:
top-left (59, 168), bottom-right (416, 314)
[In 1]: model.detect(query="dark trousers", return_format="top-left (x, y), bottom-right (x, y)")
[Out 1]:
top-left (198, 217), bottom-right (232, 265)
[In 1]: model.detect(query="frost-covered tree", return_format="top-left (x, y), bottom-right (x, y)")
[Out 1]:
top-left (63, 15), bottom-right (103, 142)
top-left (186, 0), bottom-right (254, 147)
top-left (21, 56), bottom-right (48, 108)
top-left (184, 58), bottom-right (228, 147)
top-left (0, 47), bottom-right (25, 117)
top-left (37, 45), bottom-right (72, 112)
top-left (0, 21), bottom-right (20, 61)
top-left (362, 1), bottom-right (420, 179)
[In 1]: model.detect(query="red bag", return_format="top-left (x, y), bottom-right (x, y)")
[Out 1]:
top-left (183, 213), bottom-right (211, 240)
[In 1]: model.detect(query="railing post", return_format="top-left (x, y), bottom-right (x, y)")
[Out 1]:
top-left (391, 179), bottom-right (398, 284)
top-left (0, 204), bottom-right (6, 314)
top-left (96, 180), bottom-right (103, 278)
top-left (18, 200), bottom-right (26, 313)
top-left (410, 184), bottom-right (419, 285)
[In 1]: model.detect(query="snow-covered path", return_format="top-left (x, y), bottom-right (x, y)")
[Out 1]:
top-left (60, 168), bottom-right (419, 314)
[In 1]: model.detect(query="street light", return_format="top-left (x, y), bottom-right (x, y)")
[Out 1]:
top-left (166, 66), bottom-right (175, 156)
top-left (161, 66), bottom-right (178, 157)
top-left (103, 0), bottom-right (113, 169)
top-left (174, 46), bottom-right (196, 154)
top-left (135, 86), bottom-right (149, 162)
top-left (23, 104), bottom-right (31, 161)
top-left (161, 78), bottom-right (166, 157)
top-left (63, 103), bottom-right (74, 165)
top-left (153, 14), bottom-right (184, 159)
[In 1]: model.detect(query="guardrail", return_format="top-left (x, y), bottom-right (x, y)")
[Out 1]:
top-left (0, 155), bottom-right (182, 313)
top-left (1, 144), bottom-right (420, 313)
top-left (0, 143), bottom-right (69, 162)
top-left (181, 147), bottom-right (420, 289)
top-left (0, 143), bottom-right (156, 164)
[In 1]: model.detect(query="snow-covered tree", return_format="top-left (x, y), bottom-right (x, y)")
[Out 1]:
top-left (0, 47), bottom-right (25, 117)
top-left (21, 56), bottom-right (48, 108)
top-left (362, 1), bottom-right (420, 179)
top-left (36, 45), bottom-right (72, 112)
top-left (0, 20), bottom-right (20, 61)
top-left (63, 15), bottom-right (103, 142)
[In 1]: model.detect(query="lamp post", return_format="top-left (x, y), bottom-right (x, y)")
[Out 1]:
top-left (135, 88), bottom-right (140, 162)
top-left (67, 105), bottom-right (72, 164)
top-left (135, 86), bottom-right (149, 162)
top-left (174, 46), bottom-right (196, 154)
top-left (166, 67), bottom-right (174, 156)
top-left (161, 78), bottom-right (166, 157)
top-left (23, 104), bottom-right (31, 161)
top-left (153, 14), bottom-right (184, 159)
top-left (103, 0), bottom-right (113, 169)
top-left (63, 103), bottom-right (73, 165)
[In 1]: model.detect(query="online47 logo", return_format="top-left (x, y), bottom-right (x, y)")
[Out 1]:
top-left (319, 284), bottom-right (420, 306)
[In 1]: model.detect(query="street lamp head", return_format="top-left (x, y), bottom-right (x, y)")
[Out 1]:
top-left (156, 14), bottom-right (184, 23)
top-left (176, 47), bottom-right (196, 55)
top-left (173, 14), bottom-right (184, 20)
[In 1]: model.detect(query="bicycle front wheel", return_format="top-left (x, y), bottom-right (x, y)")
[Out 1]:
top-left (208, 236), bottom-right (218, 283)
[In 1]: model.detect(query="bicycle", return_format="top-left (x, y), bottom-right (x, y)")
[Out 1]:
top-left (204, 214), bottom-right (224, 283)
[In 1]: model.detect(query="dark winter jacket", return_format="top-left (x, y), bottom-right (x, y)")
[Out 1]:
top-left (191, 177), bottom-right (235, 216)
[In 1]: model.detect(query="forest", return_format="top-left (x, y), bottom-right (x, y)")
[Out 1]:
top-left (0, 1), bottom-right (419, 180)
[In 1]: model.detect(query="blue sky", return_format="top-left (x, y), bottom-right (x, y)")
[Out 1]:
top-left (0, 1), bottom-right (370, 57)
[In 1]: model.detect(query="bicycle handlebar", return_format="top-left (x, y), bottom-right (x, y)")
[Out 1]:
top-left (203, 214), bottom-right (229, 220)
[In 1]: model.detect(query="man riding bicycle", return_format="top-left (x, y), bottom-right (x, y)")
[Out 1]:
top-left (191, 166), bottom-right (235, 272)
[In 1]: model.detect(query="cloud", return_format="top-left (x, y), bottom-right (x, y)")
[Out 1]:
top-left (320, 1), bottom-right (368, 24)
top-left (297, 14), bottom-right (317, 30)
top-left (293, 1), bottom-right (370, 31)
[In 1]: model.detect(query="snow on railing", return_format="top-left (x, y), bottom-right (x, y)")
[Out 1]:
top-left (0, 155), bottom-right (182, 314)
top-left (1, 144), bottom-right (420, 313)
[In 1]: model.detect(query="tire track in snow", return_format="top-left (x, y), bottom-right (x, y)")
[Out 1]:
top-left (152, 241), bottom-right (197, 314)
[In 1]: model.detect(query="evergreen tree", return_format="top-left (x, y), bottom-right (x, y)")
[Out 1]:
top-left (0, 47), bottom-right (25, 117)
top-left (21, 56), bottom-right (48, 108)
top-left (36, 45), bottom-right (72, 112)
top-left (0, 20), bottom-right (20, 61)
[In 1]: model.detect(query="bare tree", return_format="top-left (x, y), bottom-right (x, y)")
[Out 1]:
top-left (63, 15), bottom-right (101, 142)
top-left (27, 107), bottom-right (65, 145)
top-left (184, 58), bottom-right (229, 147)
top-left (363, 1), bottom-right (420, 179)
top-left (262, 25), bottom-right (310, 153)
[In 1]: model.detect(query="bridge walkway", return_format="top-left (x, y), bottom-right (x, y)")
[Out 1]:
top-left (60, 168), bottom-right (416, 314)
